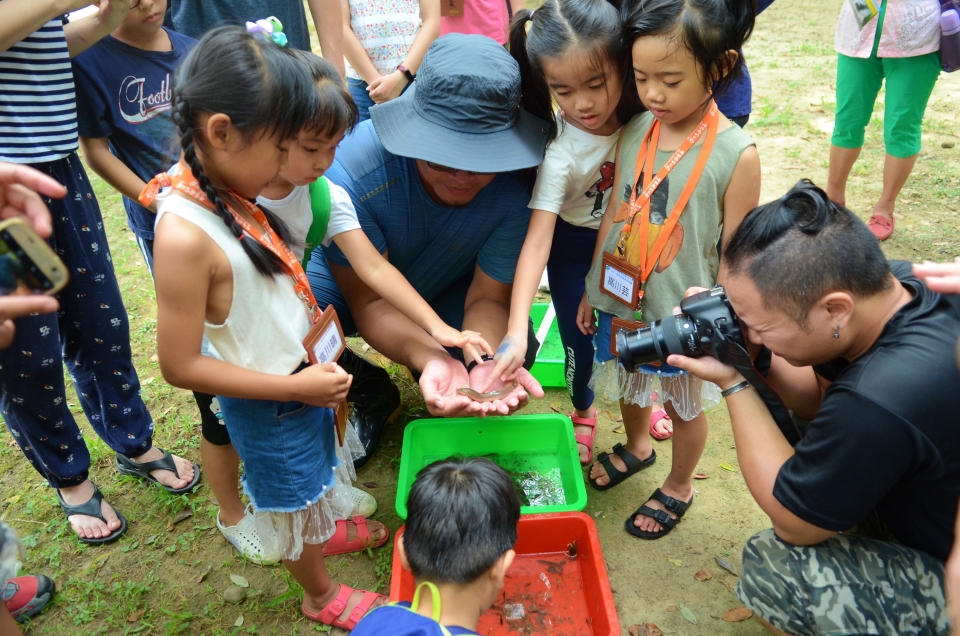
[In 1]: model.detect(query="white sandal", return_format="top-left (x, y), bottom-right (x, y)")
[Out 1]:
top-left (347, 486), bottom-right (377, 518)
top-left (217, 505), bottom-right (281, 565)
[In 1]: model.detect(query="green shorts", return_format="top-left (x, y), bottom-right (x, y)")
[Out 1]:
top-left (832, 51), bottom-right (941, 157)
top-left (736, 529), bottom-right (949, 635)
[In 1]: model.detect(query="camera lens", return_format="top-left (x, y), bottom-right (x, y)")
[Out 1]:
top-left (616, 314), bottom-right (704, 372)
top-left (616, 325), bottom-right (658, 372)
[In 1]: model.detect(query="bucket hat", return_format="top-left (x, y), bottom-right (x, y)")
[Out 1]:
top-left (369, 33), bottom-right (549, 173)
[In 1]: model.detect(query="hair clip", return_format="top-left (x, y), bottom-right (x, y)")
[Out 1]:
top-left (529, 9), bottom-right (536, 19)
top-left (245, 16), bottom-right (288, 47)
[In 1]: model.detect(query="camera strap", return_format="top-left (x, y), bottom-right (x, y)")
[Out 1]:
top-left (720, 337), bottom-right (802, 446)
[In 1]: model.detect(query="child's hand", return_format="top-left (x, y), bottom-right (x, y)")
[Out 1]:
top-left (576, 292), bottom-right (597, 336)
top-left (97, 0), bottom-right (141, 29)
top-left (294, 362), bottom-right (353, 408)
top-left (367, 71), bottom-right (407, 104)
top-left (431, 326), bottom-right (494, 366)
top-left (481, 334), bottom-right (527, 393)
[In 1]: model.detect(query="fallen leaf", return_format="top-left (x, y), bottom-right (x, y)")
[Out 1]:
top-left (723, 607), bottom-right (753, 622)
top-left (693, 472), bottom-right (709, 479)
top-left (169, 509), bottom-right (193, 527)
top-left (612, 425), bottom-right (625, 434)
top-left (362, 482), bottom-right (378, 489)
top-left (643, 623), bottom-right (663, 636)
top-left (604, 410), bottom-right (615, 421)
top-left (229, 574), bottom-right (250, 588)
top-left (127, 609), bottom-right (145, 622)
top-left (234, 615), bottom-right (244, 627)
top-left (679, 604), bottom-right (698, 625)
top-left (715, 555), bottom-right (739, 576)
top-left (628, 625), bottom-right (642, 636)
top-left (550, 403), bottom-right (563, 414)
top-left (694, 569), bottom-right (712, 581)
top-left (144, 534), bottom-right (159, 545)
top-left (719, 462), bottom-right (736, 471)
top-left (208, 495), bottom-right (219, 506)
top-left (665, 605), bottom-right (677, 612)
top-left (193, 565), bottom-right (213, 584)
top-left (150, 353), bottom-right (158, 362)
top-left (667, 558), bottom-right (681, 567)
top-left (4, 495), bottom-right (20, 505)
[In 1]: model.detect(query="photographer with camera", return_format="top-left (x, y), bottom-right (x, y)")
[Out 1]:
top-left (631, 180), bottom-right (958, 635)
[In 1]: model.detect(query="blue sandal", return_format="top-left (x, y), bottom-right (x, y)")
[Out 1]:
top-left (116, 448), bottom-right (201, 495)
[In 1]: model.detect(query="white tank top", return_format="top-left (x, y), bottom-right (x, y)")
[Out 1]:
top-left (155, 192), bottom-right (311, 376)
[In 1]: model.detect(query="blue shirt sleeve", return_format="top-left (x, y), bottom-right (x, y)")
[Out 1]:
top-left (322, 159), bottom-right (387, 268)
top-left (72, 49), bottom-right (111, 138)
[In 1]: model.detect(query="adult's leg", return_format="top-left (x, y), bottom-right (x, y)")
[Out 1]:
top-left (737, 528), bottom-right (949, 636)
top-left (826, 53), bottom-right (883, 206)
top-left (869, 53), bottom-right (941, 227)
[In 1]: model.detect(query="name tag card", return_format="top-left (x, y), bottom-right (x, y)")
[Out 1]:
top-left (302, 305), bottom-right (348, 445)
top-left (600, 252), bottom-right (641, 308)
top-left (304, 305), bottom-right (345, 365)
top-left (441, 0), bottom-right (464, 17)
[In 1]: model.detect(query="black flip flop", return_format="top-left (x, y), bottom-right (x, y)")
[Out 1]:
top-left (625, 488), bottom-right (693, 540)
top-left (57, 483), bottom-right (127, 545)
top-left (589, 443), bottom-right (656, 491)
top-left (116, 448), bottom-right (201, 495)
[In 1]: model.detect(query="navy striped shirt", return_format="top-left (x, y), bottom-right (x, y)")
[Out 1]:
top-left (0, 18), bottom-right (78, 164)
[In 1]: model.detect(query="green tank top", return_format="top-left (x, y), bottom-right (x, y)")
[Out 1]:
top-left (585, 112), bottom-right (755, 323)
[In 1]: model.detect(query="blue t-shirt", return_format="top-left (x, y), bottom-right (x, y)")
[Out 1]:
top-left (351, 603), bottom-right (480, 636)
top-left (73, 28), bottom-right (196, 240)
top-left (312, 120), bottom-right (532, 331)
top-left (166, 0), bottom-right (312, 51)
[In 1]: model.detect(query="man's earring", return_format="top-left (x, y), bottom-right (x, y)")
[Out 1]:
top-left (833, 325), bottom-right (841, 339)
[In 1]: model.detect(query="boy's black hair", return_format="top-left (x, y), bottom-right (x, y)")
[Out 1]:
top-left (171, 26), bottom-right (320, 278)
top-left (287, 49), bottom-right (359, 139)
top-left (724, 179), bottom-right (892, 327)
top-left (509, 0), bottom-right (639, 143)
top-left (622, 0), bottom-right (756, 98)
top-left (404, 458), bottom-right (521, 585)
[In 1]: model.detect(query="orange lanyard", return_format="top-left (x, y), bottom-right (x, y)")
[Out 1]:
top-left (140, 161), bottom-right (321, 324)
top-left (615, 101), bottom-right (719, 282)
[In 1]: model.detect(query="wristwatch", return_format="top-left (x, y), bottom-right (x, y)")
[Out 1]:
top-left (396, 64), bottom-right (415, 84)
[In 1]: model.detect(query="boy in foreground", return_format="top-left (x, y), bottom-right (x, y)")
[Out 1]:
top-left (352, 458), bottom-right (521, 635)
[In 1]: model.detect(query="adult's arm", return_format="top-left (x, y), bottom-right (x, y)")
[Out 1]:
top-left (79, 137), bottom-right (155, 212)
top-left (665, 353), bottom-right (837, 545)
top-left (307, 0), bottom-right (345, 79)
top-left (64, 0), bottom-right (136, 57)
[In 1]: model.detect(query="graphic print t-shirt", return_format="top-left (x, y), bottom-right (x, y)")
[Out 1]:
top-left (73, 29), bottom-right (196, 239)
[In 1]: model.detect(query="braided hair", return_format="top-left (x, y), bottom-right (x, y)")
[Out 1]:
top-left (170, 26), bottom-right (320, 277)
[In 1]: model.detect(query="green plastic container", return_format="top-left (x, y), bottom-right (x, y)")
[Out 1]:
top-left (530, 302), bottom-right (566, 388)
top-left (395, 414), bottom-right (587, 519)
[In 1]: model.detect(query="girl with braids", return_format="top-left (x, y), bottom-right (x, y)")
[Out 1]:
top-left (485, 0), bottom-right (657, 466)
top-left (143, 26), bottom-right (387, 629)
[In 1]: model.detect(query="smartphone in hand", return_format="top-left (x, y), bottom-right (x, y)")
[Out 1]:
top-left (0, 219), bottom-right (68, 295)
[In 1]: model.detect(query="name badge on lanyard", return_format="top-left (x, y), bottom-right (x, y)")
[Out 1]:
top-left (302, 305), bottom-right (349, 446)
top-left (600, 251), bottom-right (642, 308)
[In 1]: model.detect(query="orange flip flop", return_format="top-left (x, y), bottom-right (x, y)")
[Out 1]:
top-left (322, 515), bottom-right (389, 556)
top-left (303, 583), bottom-right (384, 630)
top-left (649, 408), bottom-right (673, 440)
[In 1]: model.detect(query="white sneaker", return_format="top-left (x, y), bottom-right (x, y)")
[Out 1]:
top-left (347, 486), bottom-right (377, 517)
top-left (217, 506), bottom-right (281, 565)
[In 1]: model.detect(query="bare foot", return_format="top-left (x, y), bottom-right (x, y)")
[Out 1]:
top-left (304, 583), bottom-right (386, 623)
top-left (59, 480), bottom-right (121, 540)
top-left (632, 482), bottom-right (693, 534)
top-left (589, 441), bottom-right (653, 487)
top-left (342, 518), bottom-right (388, 544)
top-left (131, 447), bottom-right (195, 490)
top-left (572, 407), bottom-right (597, 463)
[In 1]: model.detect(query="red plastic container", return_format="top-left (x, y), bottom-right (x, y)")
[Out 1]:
top-left (389, 512), bottom-right (620, 635)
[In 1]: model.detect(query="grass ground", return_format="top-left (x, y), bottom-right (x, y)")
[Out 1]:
top-left (2, 0), bottom-right (958, 633)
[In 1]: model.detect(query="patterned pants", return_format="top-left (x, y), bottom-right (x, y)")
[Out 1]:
top-left (737, 528), bottom-right (949, 635)
top-left (0, 154), bottom-right (153, 488)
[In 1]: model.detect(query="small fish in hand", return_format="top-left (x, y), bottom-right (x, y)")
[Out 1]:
top-left (457, 381), bottom-right (519, 403)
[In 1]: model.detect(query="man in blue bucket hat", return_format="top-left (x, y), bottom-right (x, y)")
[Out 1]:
top-left (308, 34), bottom-right (549, 438)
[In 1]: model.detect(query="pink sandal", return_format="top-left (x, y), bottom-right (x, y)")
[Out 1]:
top-left (303, 583), bottom-right (384, 630)
top-left (649, 408), bottom-right (673, 440)
top-left (322, 515), bottom-right (389, 556)
top-left (570, 410), bottom-right (598, 465)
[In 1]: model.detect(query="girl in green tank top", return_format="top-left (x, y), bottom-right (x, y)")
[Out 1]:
top-left (577, 0), bottom-right (761, 541)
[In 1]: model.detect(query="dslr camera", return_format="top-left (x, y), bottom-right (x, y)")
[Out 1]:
top-left (615, 285), bottom-right (745, 372)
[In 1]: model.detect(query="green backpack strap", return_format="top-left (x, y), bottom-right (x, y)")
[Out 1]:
top-left (303, 176), bottom-right (332, 270)
top-left (386, 582), bottom-right (453, 636)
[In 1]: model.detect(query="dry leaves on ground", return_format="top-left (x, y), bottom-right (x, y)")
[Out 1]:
top-left (723, 607), bottom-right (754, 622)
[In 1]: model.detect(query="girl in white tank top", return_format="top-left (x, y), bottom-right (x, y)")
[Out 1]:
top-left (147, 26), bottom-right (388, 630)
